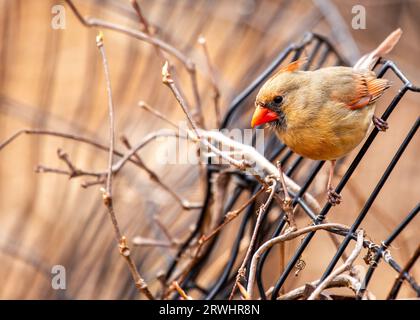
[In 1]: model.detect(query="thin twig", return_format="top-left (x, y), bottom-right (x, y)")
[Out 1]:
top-left (164, 187), bottom-right (263, 296)
top-left (81, 177), bottom-right (106, 188)
top-left (132, 236), bottom-right (174, 248)
top-left (138, 101), bottom-right (179, 129)
top-left (198, 35), bottom-right (221, 127)
top-left (166, 187), bottom-right (264, 294)
top-left (36, 148), bottom-right (105, 184)
top-left (0, 128), bottom-right (168, 180)
top-left (200, 187), bottom-right (265, 244)
top-left (172, 281), bottom-right (193, 300)
top-left (97, 32), bottom-right (154, 300)
top-left (120, 134), bottom-right (201, 210)
top-left (35, 165), bottom-right (71, 176)
top-left (96, 32), bottom-right (115, 197)
top-left (35, 130), bottom-right (184, 179)
top-left (0, 129), bottom-right (124, 154)
top-left (153, 214), bottom-right (180, 245)
top-left (65, 0), bottom-right (188, 65)
top-left (229, 178), bottom-right (277, 300)
top-left (65, 0), bottom-right (204, 126)
top-left (247, 223), bottom-right (351, 298)
top-left (7, 126), bottom-right (321, 216)
top-left (162, 61), bottom-right (201, 137)
top-left (129, 0), bottom-right (152, 33)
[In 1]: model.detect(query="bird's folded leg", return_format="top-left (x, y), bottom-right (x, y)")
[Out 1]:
top-left (327, 160), bottom-right (342, 206)
top-left (372, 115), bottom-right (389, 132)
top-left (327, 187), bottom-right (342, 206)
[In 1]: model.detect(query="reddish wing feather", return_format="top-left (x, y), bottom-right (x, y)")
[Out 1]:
top-left (347, 73), bottom-right (391, 110)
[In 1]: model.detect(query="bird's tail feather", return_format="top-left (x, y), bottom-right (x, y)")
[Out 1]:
top-left (353, 28), bottom-right (402, 71)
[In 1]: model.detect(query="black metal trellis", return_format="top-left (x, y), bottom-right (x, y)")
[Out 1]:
top-left (167, 32), bottom-right (420, 300)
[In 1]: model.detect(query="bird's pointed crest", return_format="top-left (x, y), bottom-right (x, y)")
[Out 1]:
top-left (268, 58), bottom-right (307, 82)
top-left (279, 58), bottom-right (307, 72)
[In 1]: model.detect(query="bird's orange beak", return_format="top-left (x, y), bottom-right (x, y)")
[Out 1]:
top-left (251, 106), bottom-right (279, 128)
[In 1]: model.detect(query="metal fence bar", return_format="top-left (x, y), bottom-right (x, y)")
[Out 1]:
top-left (358, 203), bottom-right (420, 298)
top-left (387, 245), bottom-right (420, 299)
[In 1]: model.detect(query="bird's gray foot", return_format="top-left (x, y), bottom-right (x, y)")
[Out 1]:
top-left (327, 187), bottom-right (342, 206)
top-left (372, 115), bottom-right (389, 132)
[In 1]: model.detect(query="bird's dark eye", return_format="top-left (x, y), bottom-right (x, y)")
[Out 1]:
top-left (273, 96), bottom-right (283, 104)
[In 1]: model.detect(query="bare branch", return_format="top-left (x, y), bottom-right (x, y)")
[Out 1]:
top-left (172, 281), bottom-right (193, 300)
top-left (65, 0), bottom-right (204, 126)
top-left (162, 61), bottom-right (201, 137)
top-left (30, 131), bottom-right (191, 200)
top-left (0, 129), bottom-right (119, 155)
top-left (153, 214), bottom-right (180, 245)
top-left (247, 223), bottom-right (351, 298)
top-left (200, 187), bottom-right (265, 244)
top-left (0, 128), bottom-right (161, 179)
top-left (36, 148), bottom-right (103, 183)
top-left (97, 32), bottom-right (115, 197)
top-left (278, 274), bottom-right (363, 300)
top-left (230, 178), bottom-right (277, 300)
top-left (65, 0), bottom-right (188, 65)
top-left (132, 236), bottom-right (174, 248)
top-left (198, 35), bottom-right (221, 127)
top-left (308, 230), bottom-right (365, 300)
top-left (129, 0), bottom-right (152, 33)
top-left (120, 134), bottom-right (201, 210)
top-left (81, 177), bottom-right (106, 189)
top-left (138, 101), bottom-right (179, 129)
top-left (97, 32), bottom-right (154, 300)
top-left (199, 130), bottom-right (322, 213)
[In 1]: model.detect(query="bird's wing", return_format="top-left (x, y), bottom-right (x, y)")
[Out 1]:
top-left (342, 72), bottom-right (391, 110)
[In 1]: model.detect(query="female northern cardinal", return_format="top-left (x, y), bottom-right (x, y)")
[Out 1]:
top-left (251, 29), bottom-right (402, 205)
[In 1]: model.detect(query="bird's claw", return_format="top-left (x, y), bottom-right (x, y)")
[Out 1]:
top-left (372, 115), bottom-right (389, 132)
top-left (327, 188), bottom-right (342, 206)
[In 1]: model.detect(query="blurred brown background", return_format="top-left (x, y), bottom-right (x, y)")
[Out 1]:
top-left (0, 0), bottom-right (418, 299)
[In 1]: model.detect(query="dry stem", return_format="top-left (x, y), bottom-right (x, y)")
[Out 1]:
top-left (277, 274), bottom-right (369, 300)
top-left (198, 35), bottom-right (221, 127)
top-left (65, 0), bottom-right (204, 126)
top-left (247, 223), bottom-right (351, 298)
top-left (229, 178), bottom-right (277, 300)
top-left (172, 281), bottom-right (193, 300)
top-left (308, 230), bottom-right (365, 300)
top-left (97, 32), bottom-right (154, 300)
